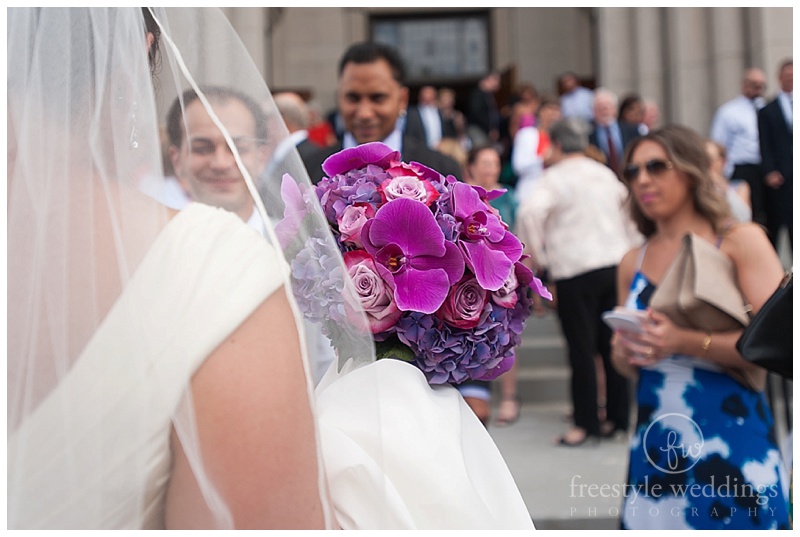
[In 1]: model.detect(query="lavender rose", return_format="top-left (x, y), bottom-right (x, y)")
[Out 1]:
top-left (343, 250), bottom-right (402, 333)
top-left (338, 202), bottom-right (375, 248)
top-left (437, 273), bottom-right (489, 329)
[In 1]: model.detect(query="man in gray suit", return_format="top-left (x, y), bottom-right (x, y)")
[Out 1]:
top-left (302, 42), bottom-right (461, 183)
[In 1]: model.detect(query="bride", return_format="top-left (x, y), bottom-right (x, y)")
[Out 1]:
top-left (7, 8), bottom-right (535, 530)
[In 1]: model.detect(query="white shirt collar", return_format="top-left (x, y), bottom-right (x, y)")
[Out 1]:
top-left (245, 207), bottom-right (267, 237)
top-left (343, 127), bottom-right (403, 152)
top-left (778, 91), bottom-right (793, 129)
top-left (288, 129), bottom-right (308, 147)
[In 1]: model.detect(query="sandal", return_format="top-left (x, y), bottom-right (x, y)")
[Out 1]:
top-left (494, 397), bottom-right (521, 426)
top-left (555, 428), bottom-right (598, 447)
top-left (599, 420), bottom-right (627, 439)
top-left (599, 420), bottom-right (617, 438)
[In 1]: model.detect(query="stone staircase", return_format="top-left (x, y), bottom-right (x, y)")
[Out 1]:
top-left (488, 310), bottom-right (628, 530)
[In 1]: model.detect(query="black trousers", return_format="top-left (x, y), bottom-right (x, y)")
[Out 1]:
top-left (765, 183), bottom-right (793, 250)
top-left (732, 163), bottom-right (766, 227)
top-left (555, 266), bottom-right (629, 435)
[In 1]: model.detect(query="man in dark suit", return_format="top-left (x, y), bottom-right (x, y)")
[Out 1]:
top-left (758, 59), bottom-right (793, 249)
top-left (302, 42), bottom-right (461, 184)
top-left (404, 85), bottom-right (456, 149)
top-left (588, 88), bottom-right (641, 175)
top-left (466, 71), bottom-right (501, 146)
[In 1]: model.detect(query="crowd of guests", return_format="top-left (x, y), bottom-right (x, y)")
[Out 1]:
top-left (12, 3), bottom-right (793, 529)
top-left (146, 35), bottom-right (792, 529)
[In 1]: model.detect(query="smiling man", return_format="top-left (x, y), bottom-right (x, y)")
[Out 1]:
top-left (168, 86), bottom-right (270, 232)
top-left (302, 42), bottom-right (461, 184)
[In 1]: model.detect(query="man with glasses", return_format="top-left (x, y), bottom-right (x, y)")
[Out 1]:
top-left (168, 86), bottom-right (270, 234)
top-left (167, 87), bottom-right (339, 385)
top-left (710, 67), bottom-right (768, 227)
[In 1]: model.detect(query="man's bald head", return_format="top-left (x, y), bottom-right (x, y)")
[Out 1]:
top-left (273, 92), bottom-right (310, 133)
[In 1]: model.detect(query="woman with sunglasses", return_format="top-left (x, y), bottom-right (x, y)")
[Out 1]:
top-left (611, 125), bottom-right (789, 529)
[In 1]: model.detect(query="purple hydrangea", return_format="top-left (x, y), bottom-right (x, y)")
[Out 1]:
top-left (316, 165), bottom-right (386, 226)
top-left (290, 236), bottom-right (348, 332)
top-left (280, 142), bottom-right (551, 385)
top-left (395, 280), bottom-right (532, 385)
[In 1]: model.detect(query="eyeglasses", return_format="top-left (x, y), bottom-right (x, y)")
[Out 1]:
top-left (188, 137), bottom-right (265, 156)
top-left (622, 159), bottom-right (674, 182)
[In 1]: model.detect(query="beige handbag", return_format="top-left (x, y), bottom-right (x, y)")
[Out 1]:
top-left (650, 233), bottom-right (765, 391)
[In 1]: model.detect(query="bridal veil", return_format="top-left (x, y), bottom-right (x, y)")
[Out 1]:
top-left (7, 7), bottom-right (379, 529)
top-left (8, 8), bottom-right (536, 530)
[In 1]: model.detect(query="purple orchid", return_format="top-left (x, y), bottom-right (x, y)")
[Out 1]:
top-left (361, 198), bottom-right (465, 314)
top-left (322, 141), bottom-right (400, 178)
top-left (515, 258), bottom-right (553, 301)
top-left (275, 173), bottom-right (308, 249)
top-left (451, 182), bottom-right (523, 291)
top-left (469, 184), bottom-right (507, 203)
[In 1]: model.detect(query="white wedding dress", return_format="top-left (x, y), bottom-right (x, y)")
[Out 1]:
top-left (8, 203), bottom-right (534, 530)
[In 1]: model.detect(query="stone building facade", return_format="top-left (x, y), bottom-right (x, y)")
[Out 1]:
top-left (220, 7), bottom-right (792, 135)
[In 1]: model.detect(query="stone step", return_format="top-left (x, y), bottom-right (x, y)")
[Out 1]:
top-left (507, 321), bottom-right (571, 405)
top-left (517, 336), bottom-right (566, 365)
top-left (535, 518), bottom-right (619, 530)
top-left (513, 367), bottom-right (570, 405)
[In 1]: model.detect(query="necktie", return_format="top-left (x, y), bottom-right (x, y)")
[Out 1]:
top-left (605, 125), bottom-right (619, 173)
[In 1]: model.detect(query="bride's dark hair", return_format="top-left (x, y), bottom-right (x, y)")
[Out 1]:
top-left (142, 8), bottom-right (161, 75)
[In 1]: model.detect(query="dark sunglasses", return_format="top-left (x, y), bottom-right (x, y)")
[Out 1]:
top-left (622, 159), bottom-right (674, 182)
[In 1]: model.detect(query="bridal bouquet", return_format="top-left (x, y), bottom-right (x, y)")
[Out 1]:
top-left (277, 142), bottom-right (551, 385)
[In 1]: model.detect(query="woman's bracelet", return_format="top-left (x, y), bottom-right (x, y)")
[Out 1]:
top-left (700, 333), bottom-right (712, 355)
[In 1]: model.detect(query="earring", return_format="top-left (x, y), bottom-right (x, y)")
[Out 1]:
top-left (399, 108), bottom-right (407, 118)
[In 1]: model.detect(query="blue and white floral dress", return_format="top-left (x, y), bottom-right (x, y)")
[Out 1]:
top-left (620, 244), bottom-right (790, 530)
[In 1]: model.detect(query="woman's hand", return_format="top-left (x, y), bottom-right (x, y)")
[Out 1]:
top-left (611, 329), bottom-right (649, 377)
top-left (638, 308), bottom-right (691, 360)
top-left (612, 308), bottom-right (688, 368)
top-left (617, 308), bottom-right (692, 367)
top-left (613, 328), bottom-right (660, 368)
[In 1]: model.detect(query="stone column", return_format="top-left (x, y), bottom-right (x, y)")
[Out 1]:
top-left (663, 7), bottom-right (715, 133)
top-left (632, 7), bottom-right (666, 111)
top-left (227, 8), bottom-right (268, 81)
top-left (749, 7), bottom-right (793, 96)
top-left (594, 7), bottom-right (636, 91)
top-left (707, 7), bottom-right (746, 107)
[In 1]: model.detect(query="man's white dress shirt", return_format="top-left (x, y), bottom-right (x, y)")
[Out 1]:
top-left (710, 94), bottom-right (766, 177)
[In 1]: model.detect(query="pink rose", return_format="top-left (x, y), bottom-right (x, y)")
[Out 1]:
top-left (491, 267), bottom-right (519, 308)
top-left (437, 274), bottom-right (489, 329)
top-left (338, 203), bottom-right (375, 248)
top-left (379, 165), bottom-right (440, 206)
top-left (387, 160), bottom-right (443, 182)
top-left (343, 250), bottom-right (402, 334)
